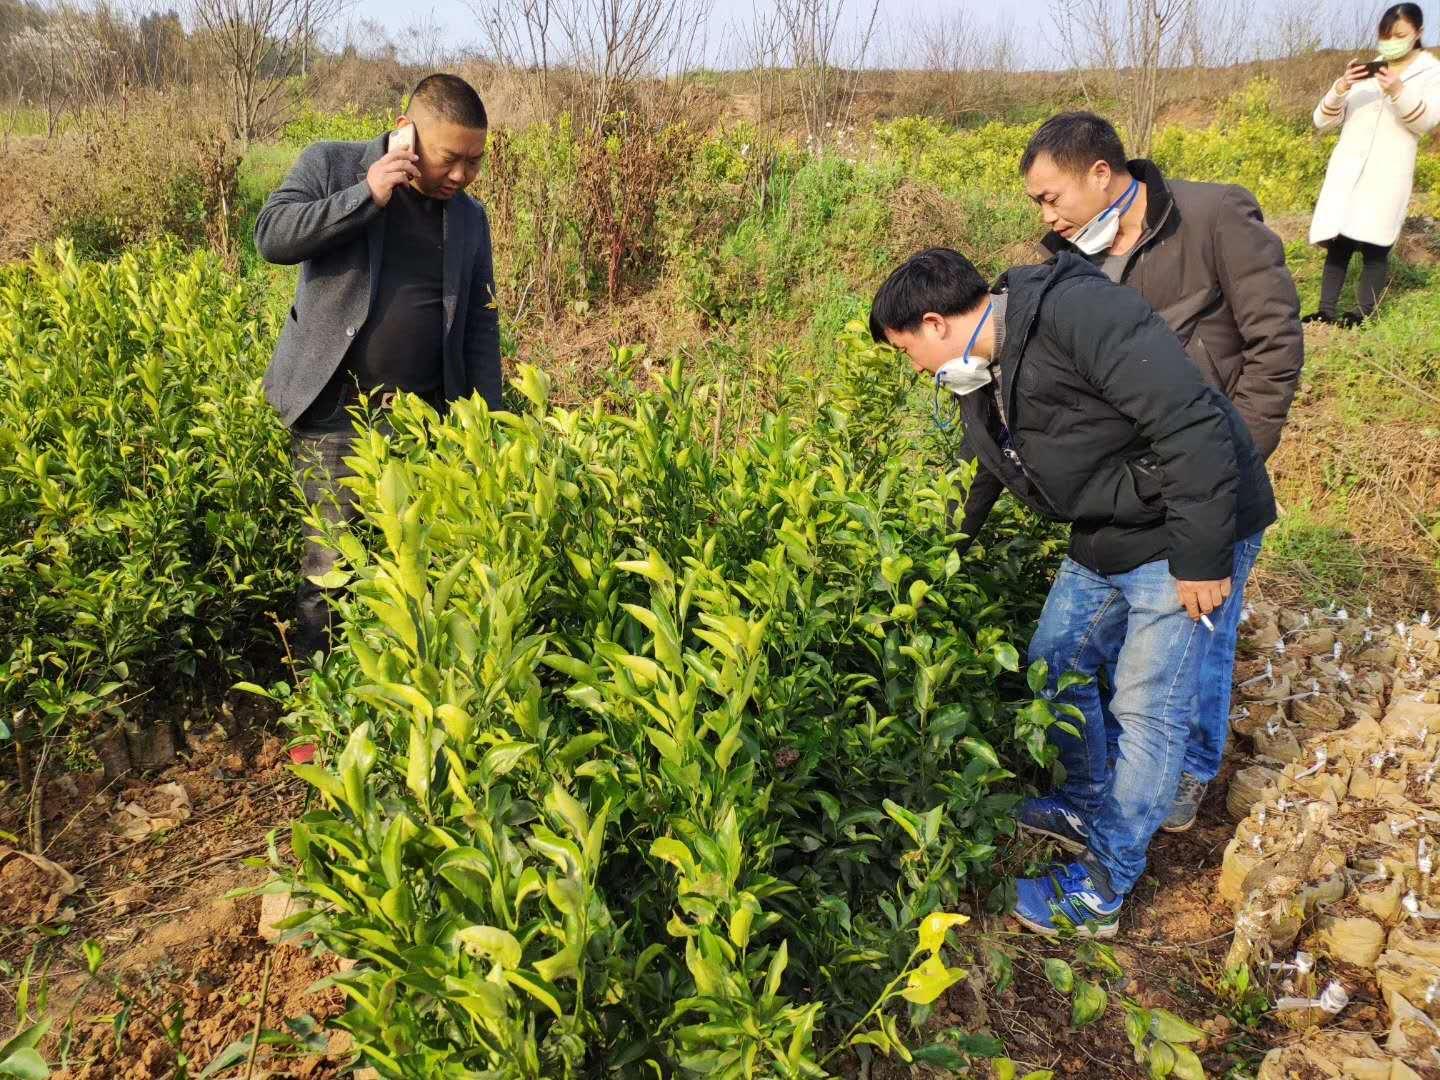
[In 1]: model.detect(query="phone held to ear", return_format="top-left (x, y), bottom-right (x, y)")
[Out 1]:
top-left (390, 124), bottom-right (415, 154)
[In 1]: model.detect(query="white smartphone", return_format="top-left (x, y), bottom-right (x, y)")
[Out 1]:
top-left (391, 124), bottom-right (415, 154)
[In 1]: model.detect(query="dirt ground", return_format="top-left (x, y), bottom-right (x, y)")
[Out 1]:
top-left (0, 716), bottom-right (352, 1078)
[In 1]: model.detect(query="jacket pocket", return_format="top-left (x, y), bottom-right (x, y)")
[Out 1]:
top-left (1106, 455), bottom-right (1166, 525)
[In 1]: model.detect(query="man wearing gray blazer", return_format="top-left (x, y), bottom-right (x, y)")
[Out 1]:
top-left (255, 73), bottom-right (501, 660)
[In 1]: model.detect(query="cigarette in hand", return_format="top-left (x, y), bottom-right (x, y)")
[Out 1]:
top-left (1200, 614), bottom-right (1215, 632)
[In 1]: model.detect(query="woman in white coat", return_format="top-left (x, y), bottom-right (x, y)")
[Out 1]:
top-left (1307, 3), bottom-right (1440, 327)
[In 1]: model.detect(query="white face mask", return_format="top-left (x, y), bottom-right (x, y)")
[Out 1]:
top-left (1071, 178), bottom-right (1141, 256)
top-left (932, 303), bottom-right (995, 431)
top-left (1378, 35), bottom-right (1417, 61)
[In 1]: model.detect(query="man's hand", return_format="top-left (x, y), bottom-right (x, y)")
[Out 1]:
top-left (366, 148), bottom-right (420, 208)
top-left (1175, 577), bottom-right (1232, 620)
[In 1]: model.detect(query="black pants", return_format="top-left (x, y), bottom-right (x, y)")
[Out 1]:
top-left (291, 430), bottom-right (362, 662)
top-left (1319, 234), bottom-right (1392, 318)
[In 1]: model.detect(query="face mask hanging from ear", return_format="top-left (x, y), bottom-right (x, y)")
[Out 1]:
top-left (1070, 177), bottom-right (1141, 256)
top-left (932, 302), bottom-right (994, 431)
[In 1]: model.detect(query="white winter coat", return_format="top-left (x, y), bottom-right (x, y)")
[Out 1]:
top-left (1309, 49), bottom-right (1440, 247)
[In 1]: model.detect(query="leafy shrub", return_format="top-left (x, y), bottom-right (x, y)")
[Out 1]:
top-left (872, 116), bottom-right (1038, 199)
top-left (0, 241), bottom-right (299, 746)
top-left (280, 105), bottom-right (390, 148)
top-left (270, 329), bottom-right (1064, 1074)
top-left (484, 117), bottom-right (588, 322)
top-left (0, 101), bottom-right (241, 262)
top-left (662, 132), bottom-right (907, 326)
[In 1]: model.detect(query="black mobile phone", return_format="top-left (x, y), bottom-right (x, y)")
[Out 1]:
top-left (1362, 60), bottom-right (1389, 77)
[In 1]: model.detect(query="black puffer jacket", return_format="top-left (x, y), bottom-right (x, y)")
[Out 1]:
top-left (957, 253), bottom-right (1276, 581)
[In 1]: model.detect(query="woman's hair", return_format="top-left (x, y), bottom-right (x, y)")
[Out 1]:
top-left (1380, 3), bottom-right (1425, 47)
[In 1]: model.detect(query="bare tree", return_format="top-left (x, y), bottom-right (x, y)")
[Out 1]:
top-left (6, 6), bottom-right (121, 135)
top-left (552, 0), bottom-right (713, 126)
top-left (471, 0), bottom-right (554, 119)
top-left (1050, 0), bottom-right (1194, 155)
top-left (764, 0), bottom-right (880, 151)
top-left (397, 6), bottom-right (453, 70)
top-left (915, 9), bottom-right (985, 121)
top-left (1263, 0), bottom-right (1323, 59)
top-left (188, 0), bottom-right (350, 143)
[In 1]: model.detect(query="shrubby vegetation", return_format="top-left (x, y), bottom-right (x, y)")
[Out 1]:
top-left (264, 335), bottom-right (1070, 1074)
top-left (0, 241), bottom-right (299, 762)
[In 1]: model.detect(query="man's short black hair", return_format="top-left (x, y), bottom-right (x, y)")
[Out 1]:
top-left (869, 248), bottom-right (990, 344)
top-left (409, 73), bottom-right (488, 130)
top-left (1020, 111), bottom-right (1128, 178)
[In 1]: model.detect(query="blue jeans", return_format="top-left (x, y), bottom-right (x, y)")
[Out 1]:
top-left (1100, 532), bottom-right (1264, 782)
top-left (1029, 546), bottom-right (1250, 895)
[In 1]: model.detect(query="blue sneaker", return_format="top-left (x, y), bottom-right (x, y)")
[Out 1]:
top-left (1017, 796), bottom-right (1089, 854)
top-left (1013, 859), bottom-right (1122, 939)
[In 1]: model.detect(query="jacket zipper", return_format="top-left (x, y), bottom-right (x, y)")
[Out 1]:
top-left (993, 314), bottom-right (1064, 518)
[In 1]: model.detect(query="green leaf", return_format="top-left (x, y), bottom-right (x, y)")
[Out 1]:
top-left (1148, 1008), bottom-right (1207, 1044)
top-left (197, 1036), bottom-right (252, 1079)
top-left (1027, 658), bottom-right (1050, 694)
top-left (959, 737), bottom-right (1000, 769)
top-left (0, 1048), bottom-right (49, 1080)
top-left (912, 1044), bottom-right (966, 1068)
top-left (992, 642), bottom-right (1020, 671)
top-left (555, 731), bottom-right (607, 766)
top-left (763, 940), bottom-right (788, 1003)
top-left (1169, 1044), bottom-right (1205, 1080)
top-left (1043, 958), bottom-right (1074, 994)
top-left (881, 799), bottom-right (921, 846)
top-left (456, 925), bottom-right (522, 969)
top-left (1057, 671), bottom-right (1092, 693)
top-left (950, 1033), bottom-right (1005, 1057)
top-left (305, 568), bottom-right (352, 589)
top-left (1146, 1040), bottom-right (1177, 1079)
top-left (1070, 981), bottom-right (1108, 1028)
top-left (483, 741), bottom-right (536, 779)
top-left (850, 1030), bottom-right (891, 1053)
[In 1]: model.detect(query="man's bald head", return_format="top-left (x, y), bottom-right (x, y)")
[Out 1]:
top-left (407, 73), bottom-right (488, 131)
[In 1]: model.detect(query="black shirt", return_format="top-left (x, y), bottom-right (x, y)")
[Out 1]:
top-left (296, 184), bottom-right (446, 432)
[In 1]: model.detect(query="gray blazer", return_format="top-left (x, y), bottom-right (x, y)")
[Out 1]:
top-left (254, 132), bottom-right (502, 427)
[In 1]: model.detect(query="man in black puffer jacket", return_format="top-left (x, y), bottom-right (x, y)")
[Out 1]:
top-left (870, 247), bottom-right (1275, 939)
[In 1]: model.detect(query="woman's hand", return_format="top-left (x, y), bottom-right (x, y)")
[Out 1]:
top-left (1335, 60), bottom-right (1369, 94)
top-left (1377, 66), bottom-right (1403, 98)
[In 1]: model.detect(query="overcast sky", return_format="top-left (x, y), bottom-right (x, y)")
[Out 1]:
top-left (345, 0), bottom-right (1383, 70)
top-left (348, 0), bottom-right (1008, 68)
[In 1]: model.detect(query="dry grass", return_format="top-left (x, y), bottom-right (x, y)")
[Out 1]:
top-left (0, 92), bottom-right (239, 263)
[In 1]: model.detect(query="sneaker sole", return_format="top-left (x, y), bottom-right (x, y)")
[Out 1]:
top-left (1012, 910), bottom-right (1119, 940)
top-left (1160, 814), bottom-right (1198, 834)
top-left (1018, 821), bottom-right (1088, 855)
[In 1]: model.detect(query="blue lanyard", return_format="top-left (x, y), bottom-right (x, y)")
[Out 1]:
top-left (1104, 178), bottom-right (1140, 223)
top-left (932, 302), bottom-right (993, 432)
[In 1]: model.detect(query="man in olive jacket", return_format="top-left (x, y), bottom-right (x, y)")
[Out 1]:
top-left (1021, 112), bottom-right (1303, 831)
top-left (871, 247), bottom-right (1276, 936)
top-left (255, 73), bottom-right (501, 660)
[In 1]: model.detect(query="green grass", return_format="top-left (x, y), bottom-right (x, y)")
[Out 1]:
top-left (1259, 504), bottom-right (1373, 607)
top-left (1, 105), bottom-right (58, 137)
